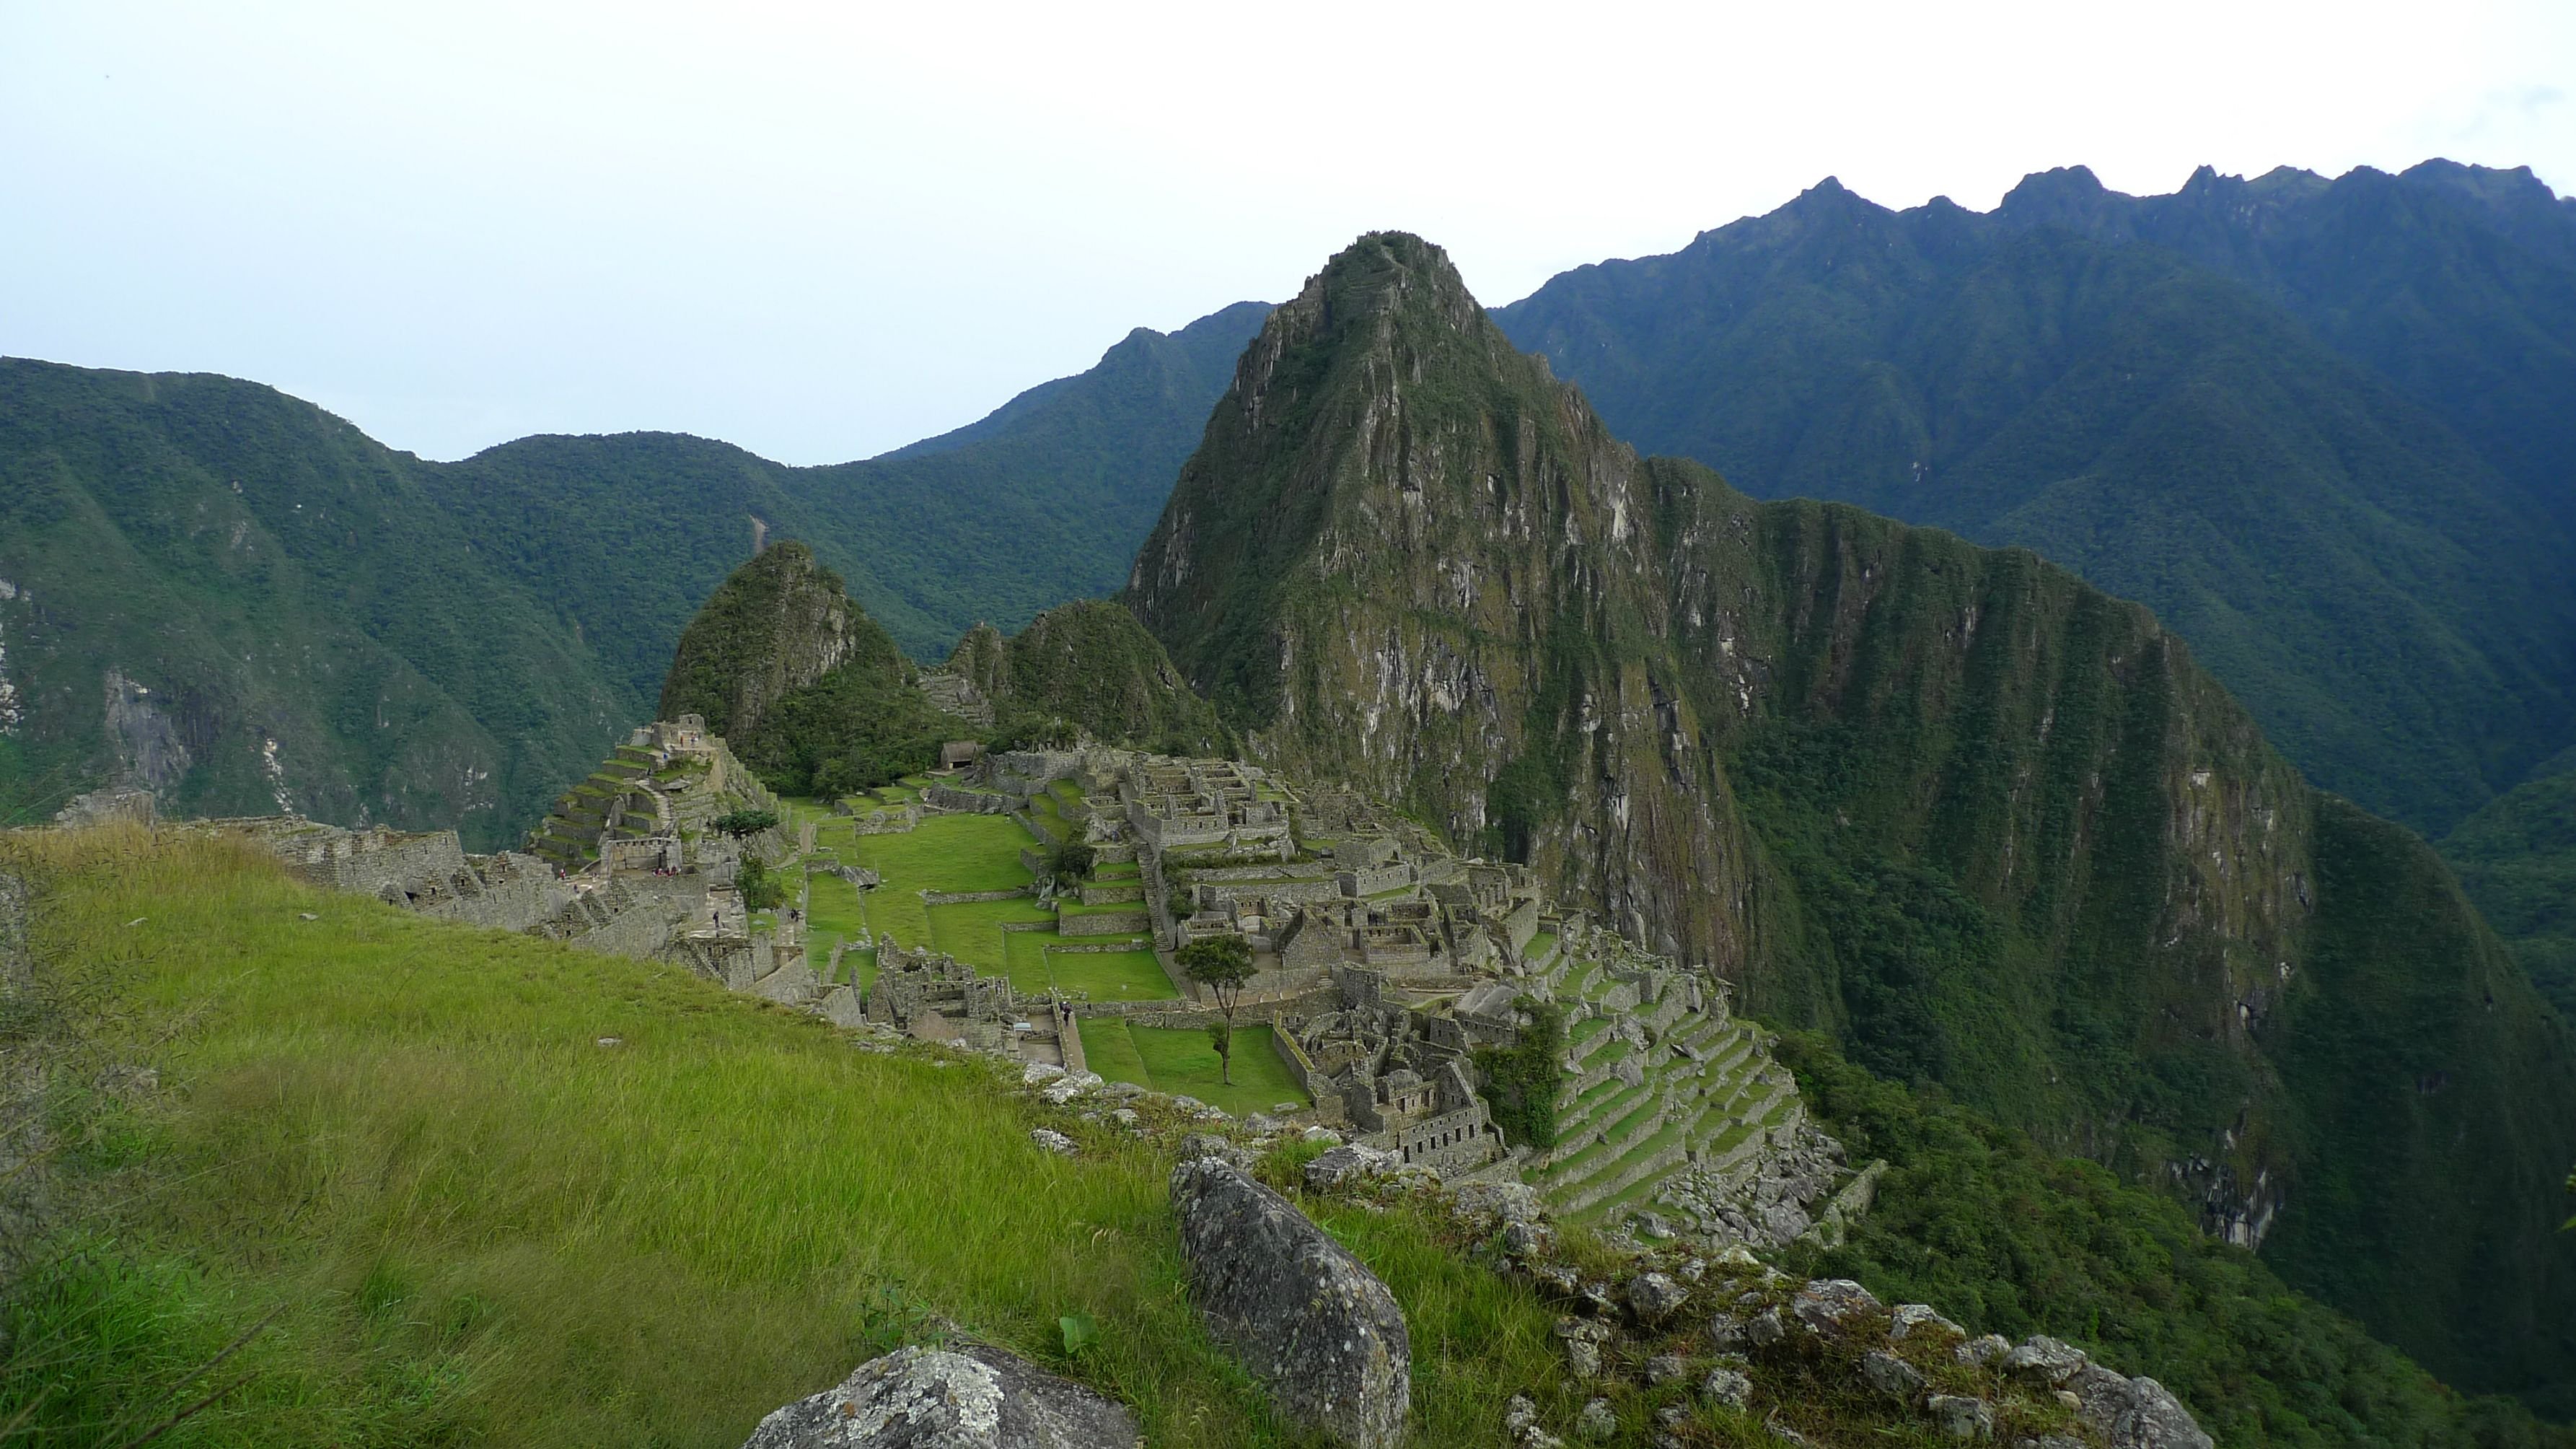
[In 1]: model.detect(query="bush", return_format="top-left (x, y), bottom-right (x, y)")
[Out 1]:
top-left (1472, 998), bottom-right (1563, 1149)
top-left (736, 856), bottom-right (788, 911)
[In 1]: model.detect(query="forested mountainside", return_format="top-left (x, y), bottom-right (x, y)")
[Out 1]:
top-left (0, 302), bottom-right (1265, 840)
top-left (1127, 232), bottom-right (2576, 1410)
top-left (942, 600), bottom-right (1234, 758)
top-left (0, 361), bottom-right (632, 846)
top-left (1492, 162), bottom-right (2576, 844)
top-left (426, 299), bottom-right (1270, 691)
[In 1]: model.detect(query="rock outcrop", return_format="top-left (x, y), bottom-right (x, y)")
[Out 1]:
top-left (738, 1343), bottom-right (1139, 1449)
top-left (1169, 1157), bottom-right (1410, 1448)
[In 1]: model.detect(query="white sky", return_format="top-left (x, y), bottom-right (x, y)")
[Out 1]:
top-left (4, 1), bottom-right (2570, 465)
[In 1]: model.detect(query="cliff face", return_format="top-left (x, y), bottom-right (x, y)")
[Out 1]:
top-left (1127, 232), bottom-right (2576, 1403)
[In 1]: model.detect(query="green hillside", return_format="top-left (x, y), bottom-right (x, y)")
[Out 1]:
top-left (1130, 231), bottom-right (2576, 1409)
top-left (0, 302), bottom-right (1266, 839)
top-left (0, 361), bottom-right (630, 848)
top-left (1492, 167), bottom-right (2576, 840)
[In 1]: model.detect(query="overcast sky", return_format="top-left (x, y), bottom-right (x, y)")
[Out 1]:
top-left (4, 1), bottom-right (2570, 466)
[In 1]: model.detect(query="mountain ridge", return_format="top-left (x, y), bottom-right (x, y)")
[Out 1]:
top-left (1495, 162), bottom-right (2576, 841)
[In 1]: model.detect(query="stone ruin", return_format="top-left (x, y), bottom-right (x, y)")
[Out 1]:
top-left (134, 723), bottom-right (1861, 1253)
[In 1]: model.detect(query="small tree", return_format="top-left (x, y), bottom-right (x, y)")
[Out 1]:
top-left (1177, 934), bottom-right (1256, 1085)
top-left (1047, 840), bottom-right (1096, 890)
top-left (711, 807), bottom-right (780, 839)
top-left (737, 854), bottom-right (788, 911)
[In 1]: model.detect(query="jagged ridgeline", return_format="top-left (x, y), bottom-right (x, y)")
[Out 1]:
top-left (1126, 233), bottom-right (2576, 1408)
top-left (659, 543), bottom-right (1225, 793)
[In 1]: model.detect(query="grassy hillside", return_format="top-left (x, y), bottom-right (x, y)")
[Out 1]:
top-left (1493, 170), bottom-right (2576, 839)
top-left (0, 825), bottom-right (1560, 1447)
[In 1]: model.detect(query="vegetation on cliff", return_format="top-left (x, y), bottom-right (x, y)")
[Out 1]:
top-left (1127, 230), bottom-right (2576, 1409)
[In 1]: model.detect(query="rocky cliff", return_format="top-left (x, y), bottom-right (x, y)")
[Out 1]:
top-left (1126, 232), bottom-right (2576, 1404)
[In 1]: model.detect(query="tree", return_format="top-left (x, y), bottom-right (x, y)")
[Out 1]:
top-left (737, 854), bottom-right (788, 911)
top-left (711, 808), bottom-right (780, 839)
top-left (1176, 934), bottom-right (1256, 1085)
top-left (1047, 840), bottom-right (1096, 890)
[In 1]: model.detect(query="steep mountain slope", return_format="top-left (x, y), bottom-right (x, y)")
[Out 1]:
top-left (0, 359), bottom-right (628, 846)
top-left (1128, 232), bottom-right (2576, 1408)
top-left (0, 302), bottom-right (1269, 836)
top-left (1492, 167), bottom-right (2576, 838)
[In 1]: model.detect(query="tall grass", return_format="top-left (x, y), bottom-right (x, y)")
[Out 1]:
top-left (0, 827), bottom-right (1561, 1446)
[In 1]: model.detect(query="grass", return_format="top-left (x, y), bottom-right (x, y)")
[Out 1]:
top-left (924, 898), bottom-right (1056, 975)
top-left (804, 870), bottom-right (867, 963)
top-left (1073, 1022), bottom-right (1309, 1119)
top-left (1005, 940), bottom-right (1177, 1002)
top-left (843, 813), bottom-right (1042, 953)
top-left (0, 828), bottom-right (1284, 1445)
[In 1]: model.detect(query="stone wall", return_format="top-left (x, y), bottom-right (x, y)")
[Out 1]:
top-left (1060, 909), bottom-right (1151, 937)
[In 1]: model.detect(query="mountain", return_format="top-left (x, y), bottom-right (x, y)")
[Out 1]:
top-left (2441, 745), bottom-right (2576, 1020)
top-left (0, 302), bottom-right (1267, 839)
top-left (422, 299), bottom-right (1271, 693)
top-left (1492, 165), bottom-right (2576, 843)
top-left (0, 360), bottom-right (631, 847)
top-left (943, 600), bottom-right (1234, 757)
top-left (1128, 232), bottom-right (2576, 1410)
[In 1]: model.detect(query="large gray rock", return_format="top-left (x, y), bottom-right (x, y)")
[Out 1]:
top-left (1171, 1157), bottom-right (1410, 1448)
top-left (739, 1343), bottom-right (1138, 1448)
top-left (2070, 1364), bottom-right (2214, 1449)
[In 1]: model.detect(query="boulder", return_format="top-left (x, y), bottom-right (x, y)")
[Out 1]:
top-left (1926, 1393), bottom-right (1994, 1441)
top-left (1575, 1398), bottom-right (1618, 1441)
top-left (1178, 1132), bottom-right (1249, 1168)
top-left (1789, 1277), bottom-right (1881, 1336)
top-left (1643, 1352), bottom-right (1688, 1385)
top-left (1171, 1157), bottom-right (1410, 1448)
top-left (1890, 1303), bottom-right (1962, 1342)
top-left (1029, 1129), bottom-right (1078, 1155)
top-left (1860, 1349), bottom-right (1925, 1403)
top-left (1702, 1366), bottom-right (1752, 1409)
top-left (2069, 1364), bottom-right (2214, 1449)
top-left (1627, 1271), bottom-right (1689, 1325)
top-left (1953, 1334), bottom-right (2009, 1366)
top-left (2003, 1336), bottom-right (2088, 1387)
top-left (739, 1343), bottom-right (1138, 1449)
top-left (1303, 1143), bottom-right (1399, 1190)
top-left (1445, 1178), bottom-right (1542, 1229)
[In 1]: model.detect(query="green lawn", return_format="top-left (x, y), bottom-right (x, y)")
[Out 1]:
top-left (1076, 1020), bottom-right (1309, 1118)
top-left (850, 813), bottom-right (1037, 893)
top-left (804, 870), bottom-right (868, 963)
top-left (1091, 861), bottom-right (1142, 881)
top-left (1006, 937), bottom-right (1177, 1002)
top-left (926, 898), bottom-right (1056, 974)
top-left (845, 813), bottom-right (1040, 953)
